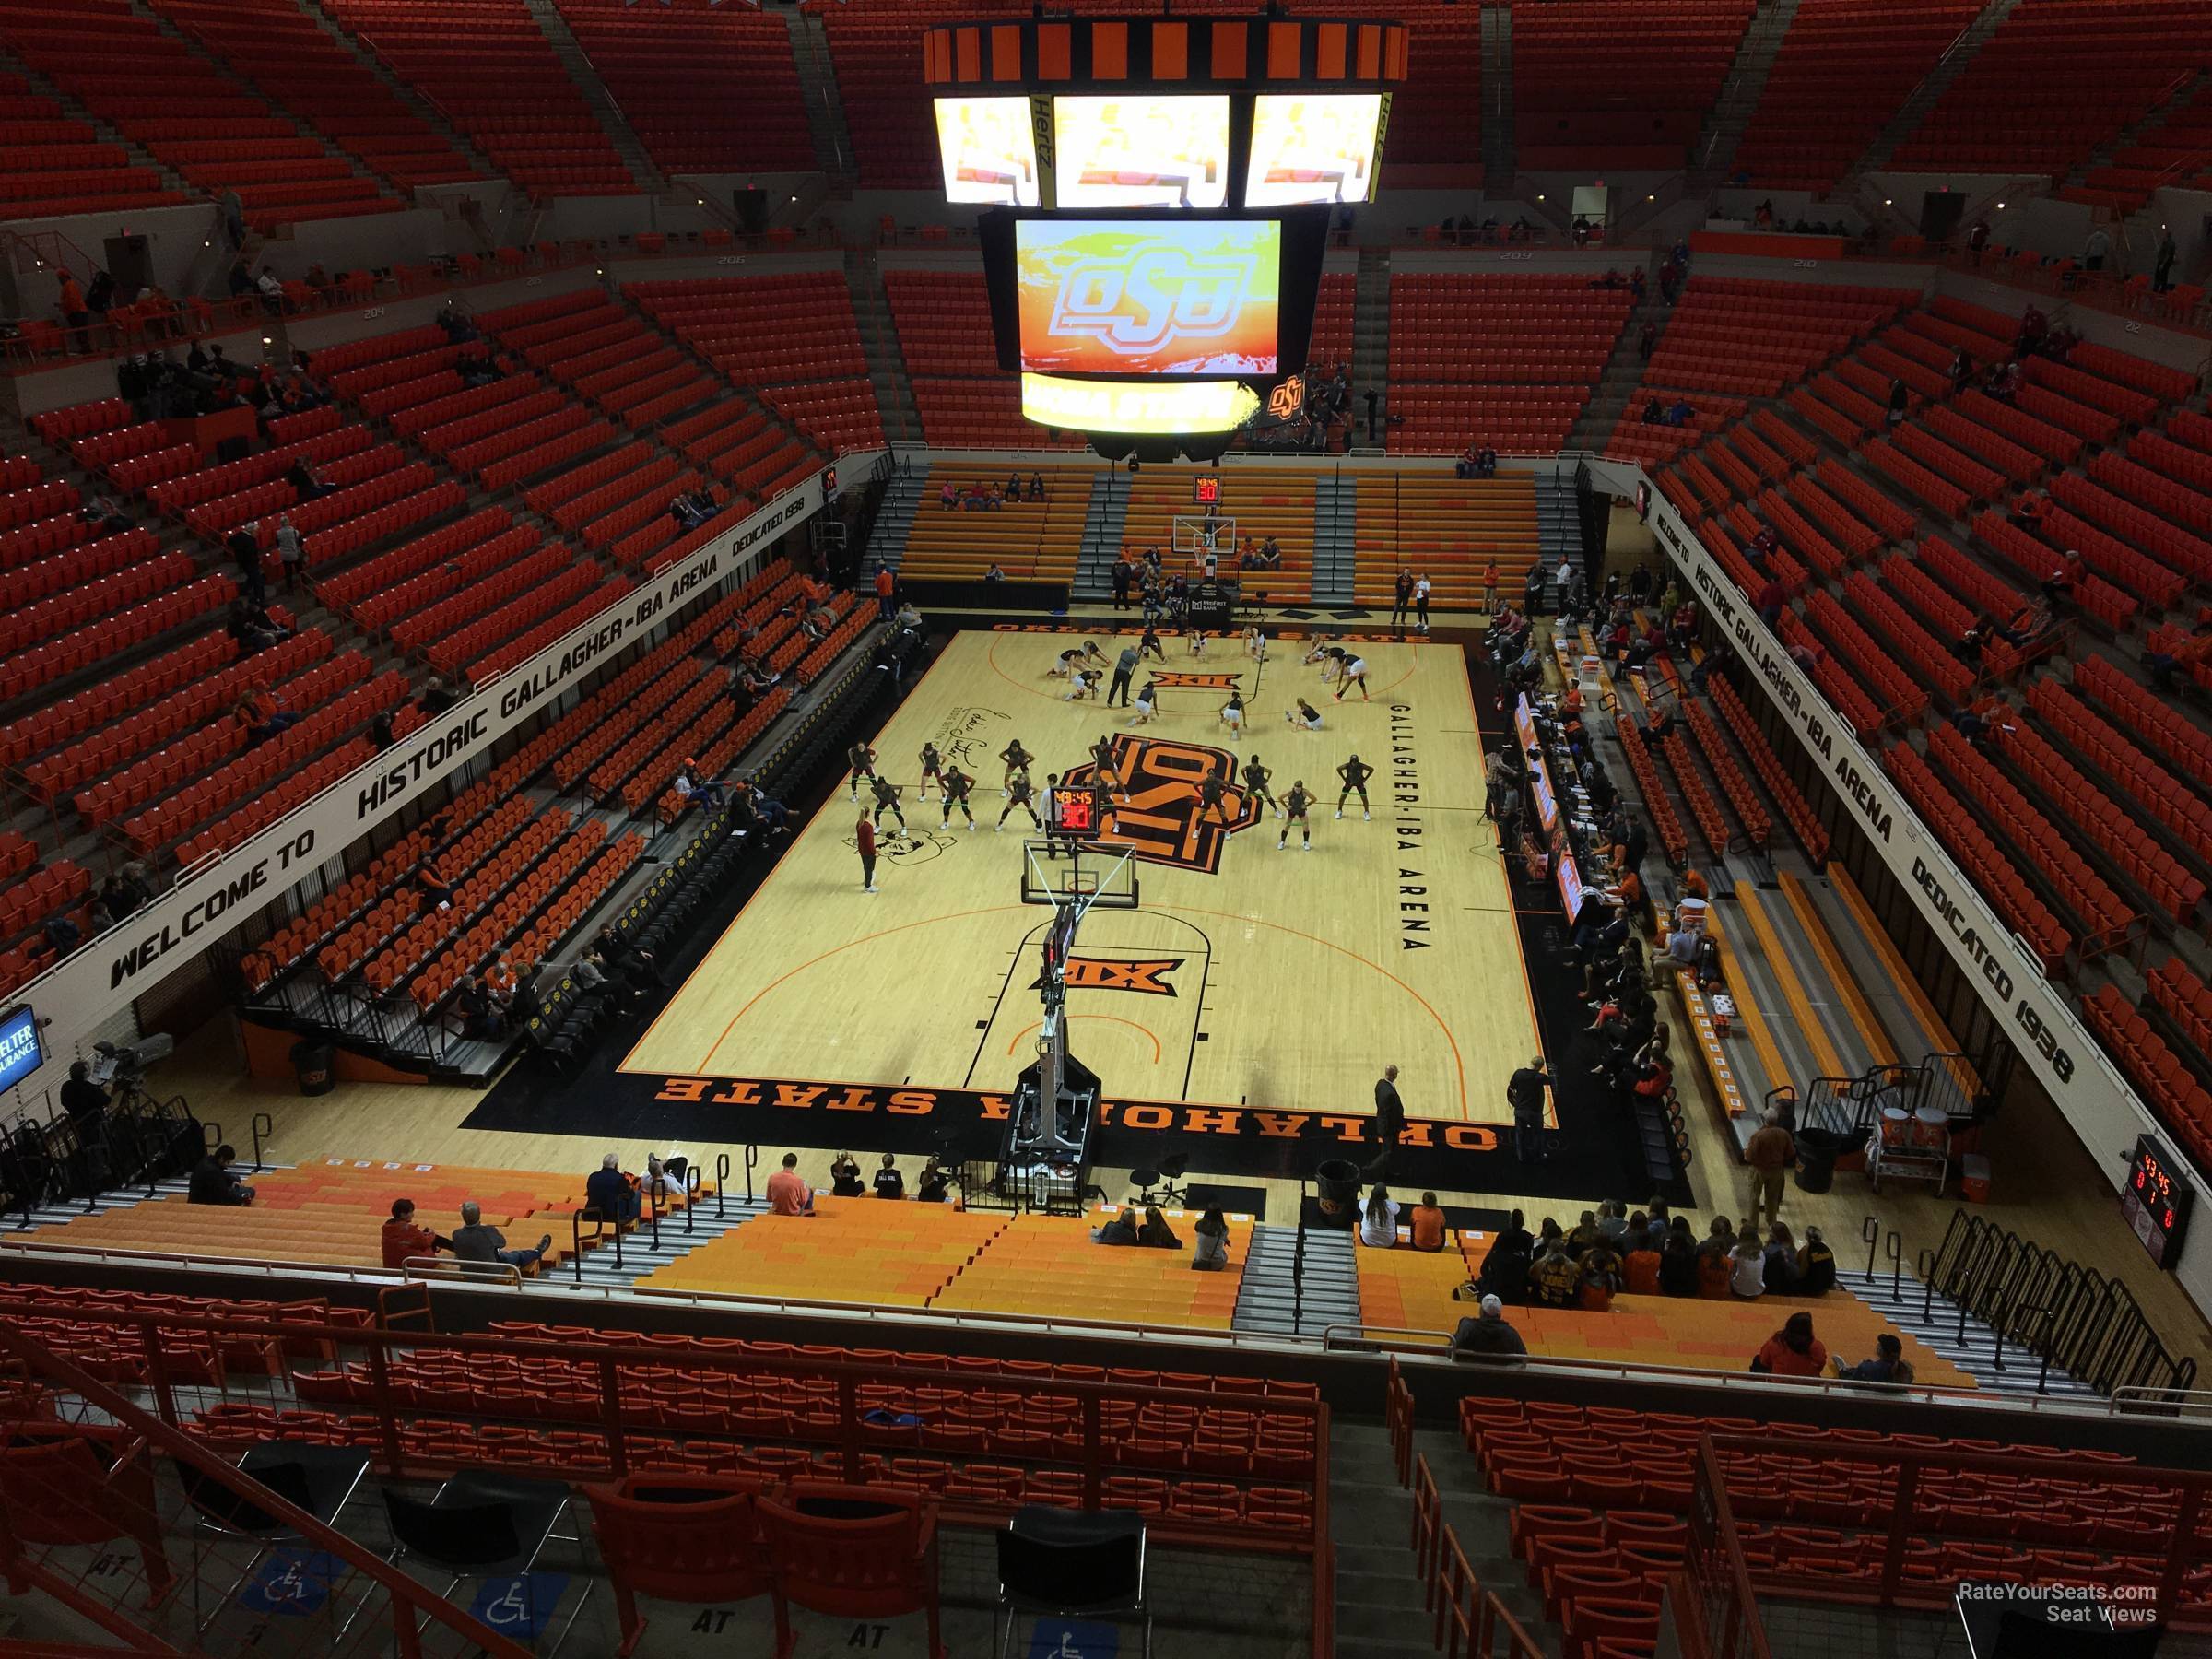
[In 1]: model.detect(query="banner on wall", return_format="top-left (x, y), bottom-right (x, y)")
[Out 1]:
top-left (1629, 475), bottom-right (2167, 1205)
top-left (10, 465), bottom-right (836, 1080)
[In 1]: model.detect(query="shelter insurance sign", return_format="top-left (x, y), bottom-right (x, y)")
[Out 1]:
top-left (1619, 469), bottom-right (2208, 1290)
top-left (15, 467), bottom-right (832, 1076)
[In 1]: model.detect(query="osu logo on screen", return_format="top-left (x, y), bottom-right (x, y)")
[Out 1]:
top-left (1049, 251), bottom-right (1257, 356)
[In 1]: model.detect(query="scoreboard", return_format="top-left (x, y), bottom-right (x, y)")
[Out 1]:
top-left (2124, 1133), bottom-right (2194, 1269)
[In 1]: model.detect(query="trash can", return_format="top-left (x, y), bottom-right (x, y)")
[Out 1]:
top-left (1314, 1159), bottom-right (1362, 1228)
top-left (290, 1040), bottom-right (335, 1097)
top-left (1794, 1126), bottom-right (1850, 1194)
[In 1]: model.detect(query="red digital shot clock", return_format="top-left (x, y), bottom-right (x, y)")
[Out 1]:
top-left (2123, 1134), bottom-right (2193, 1269)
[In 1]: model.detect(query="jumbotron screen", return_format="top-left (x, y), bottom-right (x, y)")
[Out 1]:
top-left (1245, 93), bottom-right (1384, 206)
top-left (1015, 218), bottom-right (1281, 377)
top-left (1053, 95), bottom-right (1230, 209)
top-left (934, 95), bottom-right (1041, 207)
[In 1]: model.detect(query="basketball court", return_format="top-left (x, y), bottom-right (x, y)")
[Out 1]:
top-left (621, 628), bottom-right (1540, 1133)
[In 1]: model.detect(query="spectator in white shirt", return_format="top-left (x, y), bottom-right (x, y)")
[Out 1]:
top-left (1359, 1183), bottom-right (1401, 1248)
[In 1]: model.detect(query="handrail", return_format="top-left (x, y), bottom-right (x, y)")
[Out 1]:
top-left (714, 1151), bottom-right (731, 1218)
top-left (248, 1111), bottom-right (271, 1172)
top-left (0, 1318), bottom-right (531, 1657)
top-left (571, 1204), bottom-right (618, 1283)
top-left (743, 1142), bottom-right (759, 1204)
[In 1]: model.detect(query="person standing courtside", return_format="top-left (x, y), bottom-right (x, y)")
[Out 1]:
top-left (1371, 1063), bottom-right (1406, 1175)
top-left (855, 811), bottom-right (878, 894)
top-left (1108, 641), bottom-right (1139, 708)
top-left (1508, 1056), bottom-right (1551, 1163)
top-left (1392, 570), bottom-right (1415, 631)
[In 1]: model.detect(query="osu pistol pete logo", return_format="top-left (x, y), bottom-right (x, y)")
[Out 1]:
top-left (1018, 219), bottom-right (1281, 377)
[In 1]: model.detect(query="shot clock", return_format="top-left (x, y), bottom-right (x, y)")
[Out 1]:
top-left (1044, 782), bottom-right (1104, 841)
top-left (2123, 1133), bottom-right (2193, 1269)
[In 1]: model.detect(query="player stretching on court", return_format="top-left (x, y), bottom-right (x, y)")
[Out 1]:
top-left (1186, 623), bottom-right (1207, 657)
top-left (1088, 735), bottom-right (1124, 800)
top-left (940, 766), bottom-right (976, 830)
top-left (1088, 771), bottom-right (1114, 830)
top-left (1315, 645), bottom-right (1346, 686)
top-left (1279, 781), bottom-right (1313, 851)
top-left (1218, 689), bottom-right (1244, 741)
top-left (1138, 621), bottom-right (1167, 663)
top-left (997, 768), bottom-right (1041, 832)
top-left (1196, 763), bottom-right (1233, 826)
top-left (1128, 680), bottom-right (1159, 725)
top-left (1287, 697), bottom-right (1324, 731)
top-left (917, 741), bottom-right (944, 802)
top-left (1242, 753), bottom-right (1281, 817)
top-left (845, 741), bottom-right (878, 801)
top-left (869, 773), bottom-right (907, 830)
top-left (1243, 623), bottom-right (1265, 661)
top-left (998, 738), bottom-right (1033, 796)
top-left (1335, 653), bottom-right (1371, 702)
top-left (1336, 753), bottom-right (1373, 820)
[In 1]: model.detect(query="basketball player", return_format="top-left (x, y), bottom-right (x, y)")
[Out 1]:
top-left (1286, 697), bottom-right (1324, 731)
top-left (1196, 762), bottom-right (1232, 825)
top-left (1065, 666), bottom-right (1102, 702)
top-left (1186, 623), bottom-right (1207, 657)
top-left (845, 740), bottom-right (878, 801)
top-left (1301, 637), bottom-right (1334, 668)
top-left (1317, 645), bottom-right (1347, 686)
top-left (1335, 653), bottom-right (1371, 702)
top-left (1128, 680), bottom-right (1159, 725)
top-left (1218, 689), bottom-right (1244, 741)
top-left (869, 772), bottom-right (906, 830)
top-left (1087, 769), bottom-right (1113, 829)
top-left (1279, 780), bottom-right (1313, 851)
top-left (1138, 620), bottom-right (1167, 663)
top-left (1414, 573), bottom-right (1432, 634)
top-left (1336, 753), bottom-right (1373, 819)
top-left (916, 740), bottom-right (944, 802)
top-left (1088, 735), bottom-right (1124, 800)
top-left (1242, 623), bottom-right (1265, 661)
top-left (997, 767), bottom-right (1041, 832)
top-left (998, 738), bottom-right (1033, 796)
top-left (1242, 752), bottom-right (1281, 817)
top-left (940, 765), bottom-right (976, 830)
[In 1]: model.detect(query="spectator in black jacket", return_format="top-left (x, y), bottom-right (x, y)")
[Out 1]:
top-left (188, 1145), bottom-right (253, 1206)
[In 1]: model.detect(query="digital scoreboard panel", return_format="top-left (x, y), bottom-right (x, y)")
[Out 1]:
top-left (1245, 93), bottom-right (1384, 206)
top-left (934, 95), bottom-right (1042, 207)
top-left (1014, 218), bottom-right (1281, 377)
top-left (2124, 1133), bottom-right (2194, 1270)
top-left (1054, 94), bottom-right (1231, 210)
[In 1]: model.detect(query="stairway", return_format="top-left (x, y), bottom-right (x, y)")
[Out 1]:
top-left (520, 0), bottom-right (664, 193)
top-left (842, 248), bottom-right (922, 445)
top-left (1844, 0), bottom-right (2024, 182)
top-left (1565, 281), bottom-right (1663, 451)
top-left (1839, 1269), bottom-right (2106, 1400)
top-left (560, 1197), bottom-right (771, 1289)
top-left (1350, 245), bottom-right (1393, 405)
top-left (1688, 0), bottom-right (1805, 188)
top-left (2063, 70), bottom-right (2207, 196)
top-left (864, 464), bottom-right (929, 575)
top-left (1311, 476), bottom-right (1359, 607)
top-left (1479, 5), bottom-right (1515, 189)
top-left (1330, 1420), bottom-right (1563, 1656)
top-left (1533, 471), bottom-right (1584, 566)
top-left (1231, 1224), bottom-right (1361, 1337)
top-left (290, 0), bottom-right (502, 186)
top-left (784, 8), bottom-right (856, 181)
top-left (1069, 469), bottom-right (1132, 603)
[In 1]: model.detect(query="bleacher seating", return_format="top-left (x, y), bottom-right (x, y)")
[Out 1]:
top-left (1891, 0), bottom-right (2205, 181)
top-left (935, 1211), bottom-right (1245, 1330)
top-left (1119, 465), bottom-right (1318, 602)
top-left (551, 0), bottom-right (813, 173)
top-left (629, 274), bottom-right (885, 453)
top-left (1351, 475), bottom-right (1542, 608)
top-left (1512, 0), bottom-right (1756, 171)
top-left (1611, 279), bottom-right (1912, 464)
top-left (1386, 273), bottom-right (1633, 453)
top-left (1732, 0), bottom-right (1982, 191)
top-left (0, 0), bottom-right (399, 231)
top-left (145, 0), bottom-right (480, 192)
top-left (322, 0), bottom-right (639, 195)
top-left (0, 70), bottom-right (185, 221)
top-left (883, 266), bottom-right (1087, 450)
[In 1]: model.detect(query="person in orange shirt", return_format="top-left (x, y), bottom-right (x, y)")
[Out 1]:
top-left (872, 562), bottom-right (895, 620)
top-left (1408, 1193), bottom-right (1448, 1253)
top-left (1622, 1235), bottom-right (1663, 1295)
top-left (1482, 559), bottom-right (1500, 615)
top-left (1752, 1312), bottom-right (1829, 1379)
top-left (765, 1152), bottom-right (815, 1217)
top-left (381, 1198), bottom-right (448, 1270)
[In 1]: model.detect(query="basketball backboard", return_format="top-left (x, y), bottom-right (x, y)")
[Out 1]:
top-left (1019, 841), bottom-right (1139, 910)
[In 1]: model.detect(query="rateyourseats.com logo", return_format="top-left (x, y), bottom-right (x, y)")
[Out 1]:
top-left (1048, 250), bottom-right (1259, 356)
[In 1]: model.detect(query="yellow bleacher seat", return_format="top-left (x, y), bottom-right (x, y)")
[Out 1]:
top-left (900, 464), bottom-right (1100, 582)
top-left (1353, 475), bottom-right (1543, 606)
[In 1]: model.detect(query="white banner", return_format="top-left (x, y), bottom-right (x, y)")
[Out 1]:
top-left (1608, 462), bottom-right (2212, 1311)
top-left (8, 463), bottom-right (841, 1086)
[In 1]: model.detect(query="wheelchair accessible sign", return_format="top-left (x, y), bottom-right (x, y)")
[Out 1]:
top-left (471, 1572), bottom-right (570, 1641)
top-left (1028, 1622), bottom-right (1119, 1657)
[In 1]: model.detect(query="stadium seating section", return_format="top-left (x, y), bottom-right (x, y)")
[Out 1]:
top-left (1512, 0), bottom-right (1756, 171)
top-left (1120, 465), bottom-right (1319, 603)
top-left (1387, 274), bottom-right (1634, 453)
top-left (900, 464), bottom-right (1097, 584)
top-left (1352, 475), bottom-right (1542, 608)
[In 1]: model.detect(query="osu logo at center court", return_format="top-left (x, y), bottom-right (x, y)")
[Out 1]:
top-left (1065, 735), bottom-right (1254, 874)
top-left (1049, 249), bottom-right (1257, 357)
